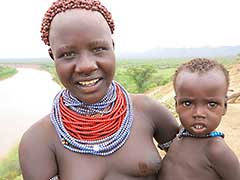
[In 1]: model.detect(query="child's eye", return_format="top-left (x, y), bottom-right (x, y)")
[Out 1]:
top-left (182, 101), bottom-right (192, 107)
top-left (208, 102), bottom-right (218, 108)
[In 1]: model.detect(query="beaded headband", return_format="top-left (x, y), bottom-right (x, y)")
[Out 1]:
top-left (40, 0), bottom-right (115, 46)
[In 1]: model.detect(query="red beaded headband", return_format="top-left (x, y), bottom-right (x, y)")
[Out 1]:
top-left (40, 0), bottom-right (115, 46)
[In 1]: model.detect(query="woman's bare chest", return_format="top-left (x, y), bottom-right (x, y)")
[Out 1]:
top-left (55, 131), bottom-right (161, 180)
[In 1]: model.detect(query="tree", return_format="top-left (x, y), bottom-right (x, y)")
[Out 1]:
top-left (127, 64), bottom-right (157, 93)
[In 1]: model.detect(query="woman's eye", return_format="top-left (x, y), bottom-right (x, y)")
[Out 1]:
top-left (182, 101), bottom-right (192, 107)
top-left (93, 47), bottom-right (106, 53)
top-left (208, 102), bottom-right (218, 108)
top-left (62, 52), bottom-right (75, 59)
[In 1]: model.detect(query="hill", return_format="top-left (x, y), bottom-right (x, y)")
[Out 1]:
top-left (118, 45), bottom-right (240, 59)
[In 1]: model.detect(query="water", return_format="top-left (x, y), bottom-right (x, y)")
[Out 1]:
top-left (0, 68), bottom-right (61, 158)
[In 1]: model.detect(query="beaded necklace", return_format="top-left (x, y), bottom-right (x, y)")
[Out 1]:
top-left (178, 128), bottom-right (224, 138)
top-left (50, 81), bottom-right (133, 156)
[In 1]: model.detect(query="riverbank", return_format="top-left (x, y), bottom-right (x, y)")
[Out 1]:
top-left (0, 68), bottom-right (61, 159)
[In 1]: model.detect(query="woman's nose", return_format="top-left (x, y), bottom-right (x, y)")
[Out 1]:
top-left (74, 53), bottom-right (97, 74)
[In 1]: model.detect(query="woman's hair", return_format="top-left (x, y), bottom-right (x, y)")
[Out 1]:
top-left (173, 58), bottom-right (229, 89)
top-left (40, 0), bottom-right (115, 46)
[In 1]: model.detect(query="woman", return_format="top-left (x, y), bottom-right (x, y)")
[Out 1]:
top-left (19, 0), bottom-right (179, 179)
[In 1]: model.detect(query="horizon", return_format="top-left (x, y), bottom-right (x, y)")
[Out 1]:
top-left (0, 45), bottom-right (239, 60)
top-left (0, 0), bottom-right (240, 59)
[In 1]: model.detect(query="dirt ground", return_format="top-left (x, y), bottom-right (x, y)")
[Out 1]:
top-left (220, 63), bottom-right (240, 158)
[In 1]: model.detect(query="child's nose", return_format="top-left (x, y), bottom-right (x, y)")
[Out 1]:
top-left (193, 105), bottom-right (206, 119)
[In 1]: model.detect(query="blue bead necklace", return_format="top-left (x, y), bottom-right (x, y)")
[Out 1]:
top-left (178, 128), bottom-right (224, 138)
top-left (50, 81), bottom-right (133, 156)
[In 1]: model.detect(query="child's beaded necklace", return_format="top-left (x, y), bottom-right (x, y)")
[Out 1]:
top-left (178, 128), bottom-right (224, 138)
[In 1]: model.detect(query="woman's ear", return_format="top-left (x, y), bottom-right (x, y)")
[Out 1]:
top-left (112, 39), bottom-right (115, 49)
top-left (48, 48), bottom-right (54, 60)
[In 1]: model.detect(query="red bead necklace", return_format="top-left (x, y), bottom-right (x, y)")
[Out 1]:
top-left (60, 84), bottom-right (127, 141)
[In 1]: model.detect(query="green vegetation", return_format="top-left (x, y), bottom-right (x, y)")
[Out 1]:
top-left (0, 66), bottom-right (17, 80)
top-left (0, 145), bottom-right (22, 180)
top-left (41, 63), bottom-right (62, 87)
top-left (40, 57), bottom-right (237, 93)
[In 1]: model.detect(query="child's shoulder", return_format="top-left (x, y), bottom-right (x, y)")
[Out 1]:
top-left (206, 136), bottom-right (228, 153)
top-left (205, 137), bottom-right (237, 163)
top-left (205, 137), bottom-right (240, 179)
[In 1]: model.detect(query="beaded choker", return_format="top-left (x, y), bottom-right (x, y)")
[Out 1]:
top-left (178, 128), bottom-right (224, 138)
top-left (50, 81), bottom-right (133, 156)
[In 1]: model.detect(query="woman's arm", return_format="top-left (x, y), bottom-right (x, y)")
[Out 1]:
top-left (19, 117), bottom-right (58, 180)
top-left (134, 94), bottom-right (179, 148)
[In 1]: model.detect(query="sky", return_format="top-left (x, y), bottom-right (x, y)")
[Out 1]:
top-left (0, 0), bottom-right (239, 59)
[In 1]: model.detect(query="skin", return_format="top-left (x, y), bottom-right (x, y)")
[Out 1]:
top-left (158, 69), bottom-right (240, 180)
top-left (19, 9), bottom-right (179, 180)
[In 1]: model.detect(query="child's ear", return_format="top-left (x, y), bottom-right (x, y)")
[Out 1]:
top-left (48, 48), bottom-right (54, 60)
top-left (222, 102), bottom-right (227, 115)
top-left (174, 96), bottom-right (179, 112)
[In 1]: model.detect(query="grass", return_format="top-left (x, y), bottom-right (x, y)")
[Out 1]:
top-left (0, 145), bottom-right (22, 180)
top-left (0, 66), bottom-right (17, 80)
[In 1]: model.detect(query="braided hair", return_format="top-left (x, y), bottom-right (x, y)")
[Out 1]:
top-left (40, 0), bottom-right (115, 46)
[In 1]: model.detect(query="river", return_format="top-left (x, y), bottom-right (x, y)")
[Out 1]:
top-left (0, 68), bottom-right (61, 159)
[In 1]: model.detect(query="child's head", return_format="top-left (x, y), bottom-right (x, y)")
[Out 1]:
top-left (173, 58), bottom-right (229, 135)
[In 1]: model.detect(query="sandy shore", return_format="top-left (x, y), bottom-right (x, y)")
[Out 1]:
top-left (0, 68), bottom-right (61, 159)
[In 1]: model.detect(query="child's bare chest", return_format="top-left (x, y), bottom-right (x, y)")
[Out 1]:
top-left (159, 138), bottom-right (220, 180)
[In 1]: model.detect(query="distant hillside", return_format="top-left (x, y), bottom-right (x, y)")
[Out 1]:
top-left (117, 45), bottom-right (240, 59)
top-left (0, 58), bottom-right (50, 63)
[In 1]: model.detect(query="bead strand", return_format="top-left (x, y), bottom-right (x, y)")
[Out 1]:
top-left (178, 128), bottom-right (225, 138)
top-left (50, 81), bottom-right (133, 156)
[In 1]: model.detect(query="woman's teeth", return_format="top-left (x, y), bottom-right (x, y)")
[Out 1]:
top-left (78, 79), bottom-right (99, 86)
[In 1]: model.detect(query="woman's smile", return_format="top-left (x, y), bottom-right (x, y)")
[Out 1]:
top-left (77, 78), bottom-right (100, 87)
top-left (75, 78), bottom-right (103, 93)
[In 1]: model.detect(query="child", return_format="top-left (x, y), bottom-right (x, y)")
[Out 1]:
top-left (158, 58), bottom-right (240, 180)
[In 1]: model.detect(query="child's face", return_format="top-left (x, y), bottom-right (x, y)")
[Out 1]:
top-left (48, 9), bottom-right (115, 104)
top-left (175, 69), bottom-right (227, 135)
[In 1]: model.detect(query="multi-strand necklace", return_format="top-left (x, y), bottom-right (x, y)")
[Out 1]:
top-left (178, 128), bottom-right (224, 138)
top-left (50, 81), bottom-right (133, 156)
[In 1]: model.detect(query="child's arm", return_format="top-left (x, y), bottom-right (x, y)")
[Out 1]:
top-left (206, 138), bottom-right (240, 180)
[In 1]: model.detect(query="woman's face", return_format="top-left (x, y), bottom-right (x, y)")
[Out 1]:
top-left (174, 70), bottom-right (227, 135)
top-left (49, 9), bottom-right (115, 104)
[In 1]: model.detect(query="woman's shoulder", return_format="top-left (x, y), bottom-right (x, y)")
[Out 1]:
top-left (130, 93), bottom-right (171, 115)
top-left (20, 114), bottom-right (56, 148)
top-left (131, 94), bottom-right (160, 108)
top-left (24, 115), bottom-right (52, 135)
